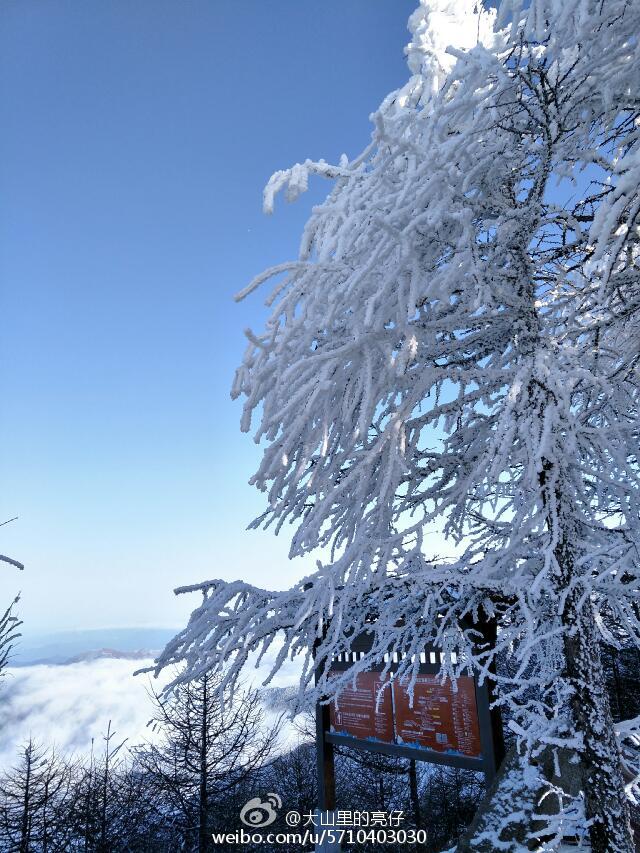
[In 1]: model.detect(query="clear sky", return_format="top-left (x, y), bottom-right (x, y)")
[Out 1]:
top-left (0, 0), bottom-right (417, 634)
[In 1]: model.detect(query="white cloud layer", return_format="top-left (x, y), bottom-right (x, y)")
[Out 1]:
top-left (0, 648), bottom-right (304, 769)
top-left (0, 658), bottom-right (166, 768)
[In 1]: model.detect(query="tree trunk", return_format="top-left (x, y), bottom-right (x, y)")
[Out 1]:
top-left (100, 723), bottom-right (111, 852)
top-left (408, 760), bottom-right (421, 827)
top-left (198, 675), bottom-right (209, 853)
top-left (84, 745), bottom-right (93, 853)
top-left (555, 525), bottom-right (634, 852)
top-left (19, 743), bottom-right (32, 853)
top-left (610, 649), bottom-right (622, 721)
top-left (100, 765), bottom-right (108, 851)
top-left (42, 776), bottom-right (50, 853)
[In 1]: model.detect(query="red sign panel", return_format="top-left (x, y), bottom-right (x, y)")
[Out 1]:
top-left (393, 675), bottom-right (481, 758)
top-left (328, 670), bottom-right (481, 758)
top-left (329, 672), bottom-right (394, 743)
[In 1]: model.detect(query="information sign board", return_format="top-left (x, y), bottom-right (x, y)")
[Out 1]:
top-left (392, 674), bottom-right (481, 758)
top-left (328, 671), bottom-right (482, 760)
top-left (314, 623), bottom-right (505, 814)
top-left (329, 671), bottom-right (394, 743)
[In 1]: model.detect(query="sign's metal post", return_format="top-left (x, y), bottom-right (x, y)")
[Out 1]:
top-left (314, 631), bottom-right (340, 851)
top-left (312, 613), bottom-right (338, 836)
top-left (466, 614), bottom-right (505, 784)
top-left (316, 700), bottom-right (336, 812)
top-left (482, 619), bottom-right (506, 774)
top-left (474, 679), bottom-right (499, 784)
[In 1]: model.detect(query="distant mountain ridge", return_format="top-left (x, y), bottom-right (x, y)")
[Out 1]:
top-left (20, 648), bottom-right (162, 667)
top-left (65, 647), bottom-right (160, 663)
top-left (10, 627), bottom-right (176, 667)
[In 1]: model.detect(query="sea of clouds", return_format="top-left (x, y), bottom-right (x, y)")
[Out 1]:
top-left (0, 648), bottom-right (305, 769)
top-left (0, 658), bottom-right (168, 767)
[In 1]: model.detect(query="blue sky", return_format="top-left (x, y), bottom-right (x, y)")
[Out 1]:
top-left (0, 0), bottom-right (417, 634)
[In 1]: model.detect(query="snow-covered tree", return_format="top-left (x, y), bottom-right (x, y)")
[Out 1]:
top-left (156, 1), bottom-right (640, 849)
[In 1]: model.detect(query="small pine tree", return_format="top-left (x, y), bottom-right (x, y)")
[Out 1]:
top-left (0, 739), bottom-right (75, 852)
top-left (133, 674), bottom-right (280, 852)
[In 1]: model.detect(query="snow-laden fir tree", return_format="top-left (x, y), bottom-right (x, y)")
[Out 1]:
top-left (155, 1), bottom-right (640, 849)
